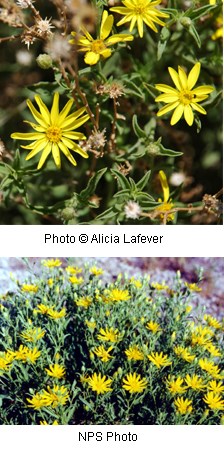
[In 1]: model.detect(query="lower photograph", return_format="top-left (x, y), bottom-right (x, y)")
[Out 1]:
top-left (0, 257), bottom-right (223, 425)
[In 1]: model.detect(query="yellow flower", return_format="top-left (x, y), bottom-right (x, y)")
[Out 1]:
top-left (93, 345), bottom-right (114, 362)
top-left (21, 284), bottom-right (38, 293)
top-left (125, 345), bottom-right (144, 360)
top-left (207, 380), bottom-right (224, 393)
top-left (146, 320), bottom-right (161, 333)
top-left (106, 288), bottom-right (131, 302)
top-left (40, 420), bottom-right (59, 425)
top-left (166, 376), bottom-right (187, 394)
top-left (204, 342), bottom-right (221, 357)
top-left (174, 397), bottom-right (193, 415)
top-left (65, 266), bottom-right (82, 274)
top-left (203, 392), bottom-right (224, 411)
top-left (110, 0), bottom-right (169, 38)
top-left (47, 307), bottom-right (66, 319)
top-left (20, 327), bottom-right (45, 342)
top-left (25, 347), bottom-right (41, 363)
top-left (48, 278), bottom-right (54, 287)
top-left (185, 374), bottom-right (206, 390)
top-left (89, 266), bottom-right (104, 276)
top-left (148, 352), bottom-right (172, 368)
top-left (151, 280), bottom-right (169, 290)
top-left (204, 314), bottom-right (222, 330)
top-left (97, 327), bottom-right (121, 342)
top-left (36, 303), bottom-right (52, 315)
top-left (0, 354), bottom-right (12, 372)
top-left (69, 276), bottom-right (84, 285)
top-left (45, 364), bottom-right (66, 379)
top-left (70, 10), bottom-right (134, 66)
top-left (154, 170), bottom-right (175, 222)
top-left (88, 373), bottom-right (113, 394)
top-left (199, 358), bottom-right (223, 378)
top-left (85, 319), bottom-right (96, 329)
top-left (129, 277), bottom-right (142, 288)
top-left (209, 0), bottom-right (223, 40)
top-left (155, 62), bottom-right (214, 126)
top-left (174, 346), bottom-right (195, 363)
top-left (41, 385), bottom-right (69, 407)
top-left (14, 345), bottom-right (29, 361)
top-left (11, 93), bottom-right (89, 169)
top-left (43, 259), bottom-right (62, 268)
top-left (26, 393), bottom-right (47, 410)
top-left (76, 296), bottom-right (92, 308)
top-left (185, 282), bottom-right (202, 292)
top-left (122, 372), bottom-right (147, 393)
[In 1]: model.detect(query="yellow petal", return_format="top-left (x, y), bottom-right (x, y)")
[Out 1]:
top-left (155, 93), bottom-right (179, 103)
top-left (26, 100), bottom-right (49, 128)
top-left (184, 105), bottom-right (194, 126)
top-left (100, 10), bottom-right (114, 40)
top-left (129, 15), bottom-right (137, 32)
top-left (34, 96), bottom-right (51, 123)
top-left (62, 131), bottom-right (86, 140)
top-left (52, 142), bottom-right (61, 168)
top-left (137, 16), bottom-right (144, 38)
top-left (61, 109), bottom-right (88, 129)
top-left (62, 114), bottom-right (89, 131)
top-left (37, 143), bottom-right (52, 169)
top-left (192, 85), bottom-right (214, 95)
top-left (157, 101), bottom-right (179, 116)
top-left (80, 25), bottom-right (94, 42)
top-left (106, 33), bottom-right (134, 45)
top-left (159, 170), bottom-right (170, 203)
top-left (178, 66), bottom-right (188, 90)
top-left (168, 67), bottom-right (182, 91)
top-left (23, 121), bottom-right (45, 132)
top-left (187, 62), bottom-right (201, 90)
top-left (58, 142), bottom-right (77, 167)
top-left (51, 92), bottom-right (59, 124)
top-left (170, 104), bottom-right (184, 125)
top-left (24, 138), bottom-right (48, 159)
top-left (11, 132), bottom-right (45, 141)
top-left (61, 137), bottom-right (88, 158)
top-left (190, 102), bottom-right (207, 115)
top-left (84, 51), bottom-right (100, 65)
top-left (99, 48), bottom-right (111, 59)
top-left (155, 84), bottom-right (178, 94)
top-left (58, 98), bottom-right (74, 126)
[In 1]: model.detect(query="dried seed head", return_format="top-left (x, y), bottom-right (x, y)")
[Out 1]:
top-left (36, 18), bottom-right (54, 36)
top-left (203, 194), bottom-right (222, 215)
top-left (95, 81), bottom-right (125, 99)
top-left (44, 34), bottom-right (71, 60)
top-left (124, 201), bottom-right (141, 220)
top-left (21, 31), bottom-right (36, 49)
top-left (16, 0), bottom-right (34, 8)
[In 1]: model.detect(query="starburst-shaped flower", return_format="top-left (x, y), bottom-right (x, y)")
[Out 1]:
top-left (155, 63), bottom-right (214, 126)
top-left (110, 0), bottom-right (169, 38)
top-left (122, 372), bottom-right (147, 393)
top-left (11, 93), bottom-right (89, 169)
top-left (70, 10), bottom-right (134, 65)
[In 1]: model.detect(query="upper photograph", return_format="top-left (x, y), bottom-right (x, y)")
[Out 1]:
top-left (0, 0), bottom-right (222, 225)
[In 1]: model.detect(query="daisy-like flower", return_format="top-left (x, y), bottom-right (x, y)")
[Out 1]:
top-left (69, 10), bottom-right (134, 66)
top-left (45, 364), bottom-right (66, 379)
top-left (166, 376), bottom-right (188, 394)
top-left (89, 266), bottom-right (104, 276)
top-left (26, 393), bottom-right (47, 410)
top-left (88, 372), bottom-right (113, 394)
top-left (185, 374), bottom-right (206, 390)
top-left (14, 344), bottom-right (29, 361)
top-left (11, 93), bottom-right (89, 169)
top-left (155, 62), bottom-right (214, 126)
top-left (174, 397), bottom-right (193, 415)
top-left (66, 266), bottom-right (82, 274)
top-left (129, 277), bottom-right (142, 288)
top-left (146, 320), bottom-right (161, 333)
top-left (207, 380), bottom-right (224, 394)
top-left (93, 345), bottom-right (114, 362)
top-left (21, 284), bottom-right (38, 293)
top-left (106, 288), bottom-right (131, 302)
top-left (185, 282), bottom-right (202, 292)
top-left (85, 319), bottom-right (96, 330)
top-left (151, 281), bottom-right (169, 291)
top-left (199, 358), bottom-right (223, 379)
top-left (69, 276), bottom-right (84, 285)
top-left (110, 0), bottom-right (169, 38)
top-left (97, 327), bottom-right (120, 342)
top-left (41, 385), bottom-right (69, 408)
top-left (154, 170), bottom-right (174, 222)
top-left (204, 342), bottom-right (221, 357)
top-left (47, 308), bottom-right (66, 319)
top-left (43, 259), bottom-right (62, 268)
top-left (25, 347), bottom-right (41, 363)
top-left (125, 345), bottom-right (144, 360)
top-left (204, 314), bottom-right (222, 330)
top-left (36, 303), bottom-right (52, 315)
top-left (122, 372), bottom-right (147, 393)
top-left (40, 420), bottom-right (59, 425)
top-left (20, 327), bottom-right (45, 342)
top-left (75, 296), bottom-right (92, 308)
top-left (203, 392), bottom-right (224, 411)
top-left (148, 351), bottom-right (172, 368)
top-left (174, 346), bottom-right (195, 363)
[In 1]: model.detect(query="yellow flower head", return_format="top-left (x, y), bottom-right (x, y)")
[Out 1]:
top-left (185, 374), bottom-right (206, 390)
top-left (174, 397), bottom-right (193, 415)
top-left (154, 170), bottom-right (174, 222)
top-left (203, 392), bottom-right (224, 411)
top-left (185, 282), bottom-right (202, 292)
top-left (69, 276), bottom-right (84, 285)
top-left (21, 284), bottom-right (38, 293)
top-left (174, 346), bottom-right (195, 363)
top-left (41, 385), bottom-right (69, 408)
top-left (25, 347), bottom-right (41, 363)
top-left (43, 259), bottom-right (62, 268)
top-left (85, 319), bottom-right (96, 330)
top-left (45, 363), bottom-right (66, 379)
top-left (125, 345), bottom-right (144, 360)
top-left (151, 281), bottom-right (169, 291)
top-left (66, 266), bottom-right (83, 275)
top-left (204, 314), bottom-right (222, 330)
top-left (75, 296), bottom-right (92, 308)
top-left (129, 277), bottom-right (142, 288)
top-left (27, 393), bottom-right (46, 410)
top-left (155, 62), bottom-right (214, 126)
top-left (110, 0), bottom-right (169, 38)
top-left (146, 320), bottom-right (161, 333)
top-left (70, 10), bottom-right (134, 66)
top-left (166, 376), bottom-right (188, 394)
top-left (88, 372), bottom-right (113, 394)
top-left (20, 327), bottom-right (45, 342)
top-left (40, 420), bottom-right (59, 425)
top-left (93, 345), bottom-right (114, 362)
top-left (106, 288), bottom-right (131, 303)
top-left (148, 351), bottom-right (172, 368)
top-left (47, 307), bottom-right (66, 319)
top-left (11, 93), bottom-right (89, 169)
top-left (122, 372), bottom-right (147, 393)
top-left (97, 327), bottom-right (120, 342)
top-left (89, 266), bottom-right (104, 276)
top-left (207, 380), bottom-right (224, 393)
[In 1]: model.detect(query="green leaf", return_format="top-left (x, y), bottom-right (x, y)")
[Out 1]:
top-left (79, 168), bottom-right (107, 201)
top-left (142, 83), bottom-right (157, 99)
top-left (132, 114), bottom-right (146, 139)
top-left (94, 207), bottom-right (116, 221)
top-left (159, 144), bottom-right (183, 157)
top-left (111, 169), bottom-right (131, 190)
top-left (157, 27), bottom-right (170, 60)
top-left (187, 4), bottom-right (217, 21)
top-left (125, 80), bottom-right (144, 99)
top-left (188, 24), bottom-right (201, 48)
top-left (136, 170), bottom-right (151, 191)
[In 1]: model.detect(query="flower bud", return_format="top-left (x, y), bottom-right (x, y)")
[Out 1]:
top-left (147, 142), bottom-right (160, 156)
top-left (36, 53), bottom-right (53, 69)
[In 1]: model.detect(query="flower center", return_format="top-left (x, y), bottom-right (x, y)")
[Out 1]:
top-left (46, 126), bottom-right (61, 143)
top-left (91, 39), bottom-right (106, 54)
top-left (179, 90), bottom-right (195, 105)
top-left (134, 2), bottom-right (147, 14)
